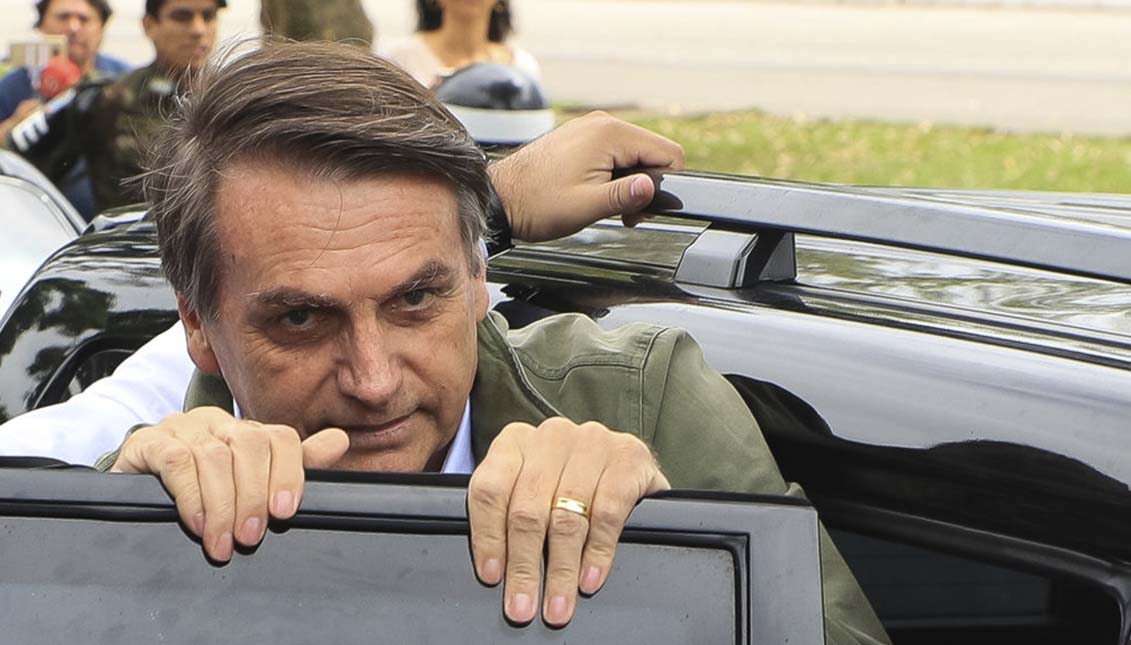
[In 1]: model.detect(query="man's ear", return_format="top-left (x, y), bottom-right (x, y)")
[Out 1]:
top-left (472, 264), bottom-right (490, 321)
top-left (141, 14), bottom-right (157, 39)
top-left (177, 295), bottom-right (221, 374)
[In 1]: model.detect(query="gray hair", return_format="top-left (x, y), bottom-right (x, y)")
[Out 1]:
top-left (142, 40), bottom-right (490, 320)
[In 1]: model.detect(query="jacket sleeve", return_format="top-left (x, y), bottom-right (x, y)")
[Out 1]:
top-left (640, 327), bottom-right (891, 645)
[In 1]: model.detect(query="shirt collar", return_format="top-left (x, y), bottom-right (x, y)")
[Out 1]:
top-left (440, 400), bottom-right (475, 475)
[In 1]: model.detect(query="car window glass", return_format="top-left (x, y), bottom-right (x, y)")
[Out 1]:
top-left (0, 182), bottom-right (77, 318)
top-left (831, 529), bottom-right (1122, 645)
top-left (55, 349), bottom-right (133, 405)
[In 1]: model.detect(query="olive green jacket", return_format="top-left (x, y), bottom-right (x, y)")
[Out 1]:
top-left (108, 311), bottom-right (890, 644)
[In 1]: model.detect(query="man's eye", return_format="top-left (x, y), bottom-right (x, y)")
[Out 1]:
top-left (167, 8), bottom-right (214, 23)
top-left (400, 289), bottom-right (432, 309)
top-left (281, 309), bottom-right (314, 328)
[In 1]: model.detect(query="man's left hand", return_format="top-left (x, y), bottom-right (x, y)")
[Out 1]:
top-left (466, 418), bottom-right (671, 627)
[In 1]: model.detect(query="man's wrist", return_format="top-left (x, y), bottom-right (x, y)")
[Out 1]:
top-left (485, 182), bottom-right (512, 256)
top-left (486, 155), bottom-right (525, 244)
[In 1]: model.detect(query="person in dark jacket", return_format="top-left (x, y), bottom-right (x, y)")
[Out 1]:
top-left (5, 0), bottom-right (225, 215)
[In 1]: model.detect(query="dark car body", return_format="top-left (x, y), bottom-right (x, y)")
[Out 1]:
top-left (1, 172), bottom-right (1129, 644)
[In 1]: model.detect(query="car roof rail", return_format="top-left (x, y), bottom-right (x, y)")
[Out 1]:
top-left (653, 172), bottom-right (1131, 287)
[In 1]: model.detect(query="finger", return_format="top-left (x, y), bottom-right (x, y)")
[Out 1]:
top-left (586, 113), bottom-right (685, 171)
top-left (301, 427), bottom-right (350, 469)
top-left (130, 430), bottom-right (206, 538)
top-left (214, 422), bottom-right (272, 548)
top-left (621, 212), bottom-right (653, 228)
top-left (295, 428), bottom-right (349, 518)
top-left (578, 172), bottom-right (656, 221)
top-left (542, 424), bottom-right (607, 627)
top-left (467, 424), bottom-right (527, 588)
top-left (183, 424), bottom-right (237, 563)
top-left (503, 419), bottom-right (574, 625)
top-left (579, 436), bottom-right (670, 595)
top-left (265, 424), bottom-right (304, 520)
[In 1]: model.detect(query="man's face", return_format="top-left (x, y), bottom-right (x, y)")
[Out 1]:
top-left (38, 0), bottom-right (104, 72)
top-left (142, 0), bottom-right (218, 72)
top-left (182, 161), bottom-right (489, 473)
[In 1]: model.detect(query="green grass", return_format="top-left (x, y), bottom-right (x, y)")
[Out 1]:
top-left (610, 109), bottom-right (1131, 193)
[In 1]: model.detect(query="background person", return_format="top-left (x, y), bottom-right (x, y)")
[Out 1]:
top-left (379, 0), bottom-right (538, 89)
top-left (0, 0), bottom-right (130, 217)
top-left (6, 0), bottom-right (225, 213)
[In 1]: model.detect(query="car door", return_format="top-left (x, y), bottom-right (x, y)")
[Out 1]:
top-left (0, 466), bottom-right (827, 644)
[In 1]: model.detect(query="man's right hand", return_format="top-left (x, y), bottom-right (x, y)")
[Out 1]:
top-left (489, 111), bottom-right (685, 243)
top-left (110, 407), bottom-right (349, 562)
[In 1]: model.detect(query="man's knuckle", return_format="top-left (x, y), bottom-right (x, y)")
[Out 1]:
top-left (210, 499), bottom-right (237, 520)
top-left (264, 424), bottom-right (300, 442)
top-left (618, 433), bottom-right (653, 462)
top-left (545, 560), bottom-right (580, 582)
top-left (160, 444), bottom-right (195, 473)
top-left (589, 504), bottom-right (625, 530)
top-left (585, 539), bottom-right (618, 562)
top-left (549, 509), bottom-right (589, 538)
top-left (468, 477), bottom-right (509, 511)
top-left (578, 420), bottom-right (607, 439)
top-left (199, 439), bottom-right (233, 463)
top-left (497, 421), bottom-right (533, 442)
top-left (232, 426), bottom-right (272, 451)
top-left (508, 506), bottom-right (548, 535)
top-left (507, 561), bottom-right (541, 584)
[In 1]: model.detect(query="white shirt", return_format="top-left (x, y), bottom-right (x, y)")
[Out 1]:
top-left (0, 321), bottom-right (478, 473)
top-left (0, 323), bottom-right (193, 465)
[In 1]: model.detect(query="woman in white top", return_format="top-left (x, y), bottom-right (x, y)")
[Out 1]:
top-left (379, 0), bottom-right (540, 89)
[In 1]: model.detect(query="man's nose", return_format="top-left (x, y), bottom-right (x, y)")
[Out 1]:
top-left (189, 14), bottom-right (208, 35)
top-left (65, 16), bottom-right (82, 34)
top-left (337, 322), bottom-right (403, 407)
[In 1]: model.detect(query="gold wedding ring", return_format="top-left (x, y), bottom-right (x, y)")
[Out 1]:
top-left (553, 496), bottom-right (590, 519)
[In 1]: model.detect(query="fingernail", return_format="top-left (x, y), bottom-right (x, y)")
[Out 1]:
top-left (273, 490), bottom-right (295, 517)
top-left (630, 175), bottom-right (650, 201)
top-left (191, 512), bottom-right (205, 537)
top-left (214, 531), bottom-right (233, 561)
top-left (481, 558), bottom-right (502, 584)
top-left (241, 516), bottom-right (262, 544)
top-left (581, 566), bottom-right (602, 594)
top-left (508, 592), bottom-right (535, 623)
top-left (546, 595), bottom-right (570, 625)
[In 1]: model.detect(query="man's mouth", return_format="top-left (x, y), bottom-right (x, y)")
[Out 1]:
top-left (336, 413), bottom-right (415, 451)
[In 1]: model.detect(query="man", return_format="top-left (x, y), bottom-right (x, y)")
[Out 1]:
top-left (84, 41), bottom-right (889, 643)
top-left (8, 0), bottom-right (223, 212)
top-left (0, 0), bottom-right (130, 216)
top-left (0, 108), bottom-right (683, 470)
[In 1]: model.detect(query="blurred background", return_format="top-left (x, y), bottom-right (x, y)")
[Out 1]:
top-left (3, 0), bottom-right (1129, 192)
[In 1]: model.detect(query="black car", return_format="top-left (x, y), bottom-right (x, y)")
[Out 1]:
top-left (1, 171), bottom-right (1129, 644)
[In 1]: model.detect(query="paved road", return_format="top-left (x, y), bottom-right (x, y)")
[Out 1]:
top-left (375, 0), bottom-right (1131, 136)
top-left (3, 0), bottom-right (1130, 135)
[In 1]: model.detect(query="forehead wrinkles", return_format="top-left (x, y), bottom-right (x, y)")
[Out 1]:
top-left (212, 162), bottom-right (460, 279)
